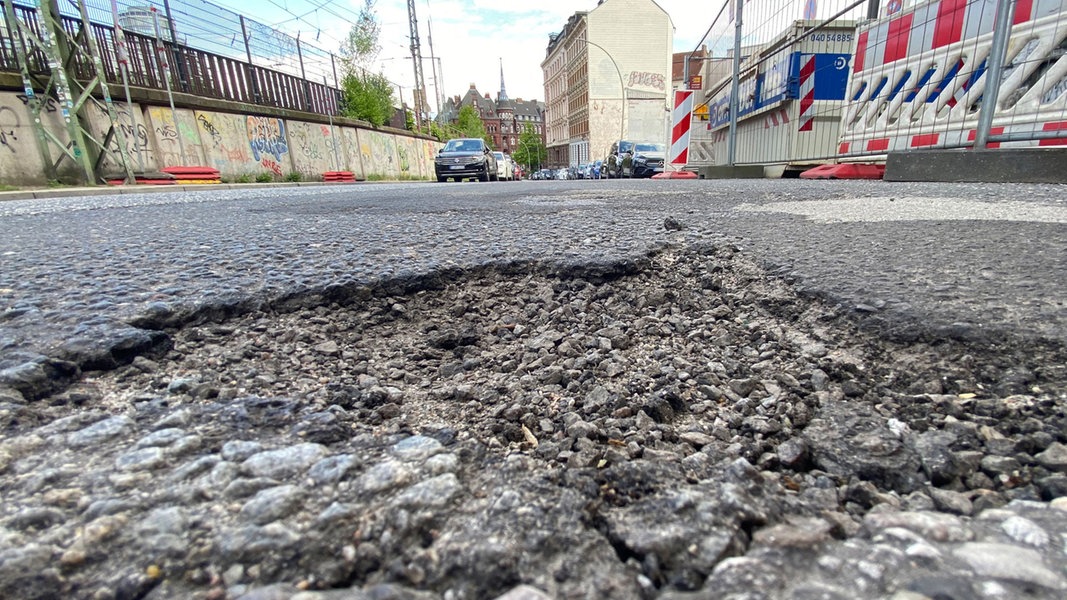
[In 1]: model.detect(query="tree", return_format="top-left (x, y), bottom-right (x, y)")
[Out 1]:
top-left (337, 0), bottom-right (394, 127)
top-left (454, 105), bottom-right (492, 148)
top-left (512, 123), bottom-right (546, 171)
top-left (340, 72), bottom-right (395, 127)
top-left (340, 0), bottom-right (381, 72)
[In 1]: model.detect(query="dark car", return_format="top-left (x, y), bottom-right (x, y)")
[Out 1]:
top-left (629, 142), bottom-right (666, 178)
top-left (435, 138), bottom-right (498, 182)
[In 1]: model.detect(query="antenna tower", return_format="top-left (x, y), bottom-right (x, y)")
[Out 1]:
top-left (406, 0), bottom-right (427, 130)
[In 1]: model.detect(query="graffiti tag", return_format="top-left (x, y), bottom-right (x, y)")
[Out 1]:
top-left (247, 116), bottom-right (288, 161)
top-left (0, 107), bottom-right (20, 153)
top-left (156, 124), bottom-right (177, 140)
top-left (198, 113), bottom-right (223, 147)
top-left (261, 158), bottom-right (282, 176)
top-left (16, 94), bottom-right (58, 112)
top-left (627, 71), bottom-right (666, 91)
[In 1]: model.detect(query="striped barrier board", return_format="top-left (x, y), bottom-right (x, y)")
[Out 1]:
top-left (670, 90), bottom-right (694, 165)
top-left (839, 0), bottom-right (1067, 155)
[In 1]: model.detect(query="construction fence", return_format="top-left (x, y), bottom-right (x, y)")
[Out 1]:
top-left (0, 0), bottom-right (358, 117)
top-left (682, 0), bottom-right (1067, 175)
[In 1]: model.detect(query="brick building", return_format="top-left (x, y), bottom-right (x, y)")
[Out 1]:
top-left (438, 66), bottom-right (545, 154)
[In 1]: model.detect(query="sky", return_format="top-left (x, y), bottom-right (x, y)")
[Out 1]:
top-left (203, 0), bottom-right (737, 113)
top-left (204, 0), bottom-right (862, 115)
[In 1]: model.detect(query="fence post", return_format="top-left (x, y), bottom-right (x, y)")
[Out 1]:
top-left (162, 0), bottom-right (188, 92)
top-left (727, 0), bottom-right (743, 166)
top-left (240, 15), bottom-right (261, 103)
top-left (297, 33), bottom-right (310, 112)
top-left (974, 0), bottom-right (1015, 150)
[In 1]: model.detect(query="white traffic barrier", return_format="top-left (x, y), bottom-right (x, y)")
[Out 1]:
top-left (671, 90), bottom-right (694, 165)
top-left (839, 0), bottom-right (1067, 155)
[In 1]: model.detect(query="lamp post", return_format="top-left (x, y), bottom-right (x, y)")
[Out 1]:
top-left (516, 135), bottom-right (543, 176)
top-left (582, 40), bottom-right (626, 155)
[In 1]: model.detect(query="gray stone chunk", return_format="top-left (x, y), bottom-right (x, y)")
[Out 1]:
top-left (67, 415), bottom-right (133, 447)
top-left (241, 443), bottom-right (327, 479)
top-left (217, 523), bottom-right (300, 563)
top-left (953, 542), bottom-right (1066, 590)
top-left (390, 435), bottom-right (444, 462)
top-left (308, 454), bottom-right (358, 485)
top-left (357, 460), bottom-right (414, 494)
top-left (1035, 442), bottom-right (1067, 473)
top-left (115, 447), bottom-right (166, 471)
top-left (134, 428), bottom-right (186, 449)
top-left (222, 440), bottom-right (265, 462)
top-left (395, 474), bottom-right (461, 508)
top-left (239, 484), bottom-right (303, 525)
top-left (862, 511), bottom-right (973, 543)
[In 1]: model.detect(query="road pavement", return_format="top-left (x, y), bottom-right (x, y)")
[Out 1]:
top-left (2, 179), bottom-right (1064, 395)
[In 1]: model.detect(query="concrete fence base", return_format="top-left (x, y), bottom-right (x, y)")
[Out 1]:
top-left (885, 148), bottom-right (1067, 184)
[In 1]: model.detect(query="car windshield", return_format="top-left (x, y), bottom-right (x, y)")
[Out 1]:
top-left (493, 152), bottom-right (504, 159)
top-left (619, 141), bottom-right (634, 152)
top-left (634, 143), bottom-right (664, 152)
top-left (445, 140), bottom-right (481, 152)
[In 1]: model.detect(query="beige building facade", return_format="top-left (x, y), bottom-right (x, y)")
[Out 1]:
top-left (541, 0), bottom-right (673, 168)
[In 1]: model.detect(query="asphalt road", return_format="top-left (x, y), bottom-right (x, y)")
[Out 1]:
top-left (1, 178), bottom-right (1065, 392)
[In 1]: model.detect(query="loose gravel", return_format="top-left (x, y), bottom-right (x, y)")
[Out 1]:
top-left (3, 235), bottom-right (1066, 599)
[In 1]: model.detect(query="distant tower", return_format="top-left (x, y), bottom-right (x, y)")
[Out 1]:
top-left (498, 57), bottom-right (508, 102)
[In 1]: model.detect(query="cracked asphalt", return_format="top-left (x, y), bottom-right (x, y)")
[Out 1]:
top-left (2, 179), bottom-right (1064, 387)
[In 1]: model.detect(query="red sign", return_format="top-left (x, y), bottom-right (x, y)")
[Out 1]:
top-left (688, 75), bottom-right (703, 90)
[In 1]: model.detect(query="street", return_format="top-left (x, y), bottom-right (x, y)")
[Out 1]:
top-left (2, 179), bottom-right (1065, 375)
top-left (1, 179), bottom-right (1067, 599)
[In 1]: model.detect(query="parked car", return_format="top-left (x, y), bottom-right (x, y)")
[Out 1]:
top-left (604, 140), bottom-right (636, 178)
top-left (629, 142), bottom-right (666, 178)
top-left (493, 151), bottom-right (514, 181)
top-left (435, 138), bottom-right (498, 182)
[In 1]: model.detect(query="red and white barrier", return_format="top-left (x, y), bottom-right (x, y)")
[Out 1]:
top-left (670, 90), bottom-right (694, 165)
top-left (839, 0), bottom-right (1067, 155)
top-left (798, 54), bottom-right (816, 132)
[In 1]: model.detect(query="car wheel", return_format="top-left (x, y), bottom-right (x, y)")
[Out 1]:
top-left (437, 175), bottom-right (447, 182)
top-left (479, 168), bottom-right (490, 182)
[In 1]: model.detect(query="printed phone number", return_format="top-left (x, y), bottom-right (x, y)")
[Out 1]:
top-left (810, 33), bottom-right (854, 42)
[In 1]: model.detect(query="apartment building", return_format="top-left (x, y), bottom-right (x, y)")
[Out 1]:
top-left (541, 0), bottom-right (673, 167)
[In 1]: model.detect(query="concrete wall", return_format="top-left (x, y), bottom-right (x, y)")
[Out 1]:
top-left (0, 91), bottom-right (439, 186)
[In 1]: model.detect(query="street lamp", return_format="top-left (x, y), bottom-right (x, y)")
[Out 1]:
top-left (582, 40), bottom-right (626, 156)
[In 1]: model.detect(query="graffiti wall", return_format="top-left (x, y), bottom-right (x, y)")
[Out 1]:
top-left (338, 127), bottom-right (364, 180)
top-left (356, 129), bottom-right (401, 178)
top-left (144, 106), bottom-right (206, 168)
top-left (86, 101), bottom-right (158, 175)
top-left (0, 91), bottom-right (81, 184)
top-left (287, 120), bottom-right (339, 176)
top-left (195, 111), bottom-right (260, 178)
top-left (0, 91), bottom-right (438, 186)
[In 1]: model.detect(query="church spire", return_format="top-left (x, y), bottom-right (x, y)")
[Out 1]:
top-left (498, 57), bottom-right (508, 102)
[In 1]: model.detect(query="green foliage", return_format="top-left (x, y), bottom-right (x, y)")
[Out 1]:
top-left (341, 72), bottom-right (396, 127)
top-left (236, 174), bottom-right (252, 184)
top-left (512, 123), bottom-right (547, 171)
top-left (428, 121), bottom-right (448, 141)
top-left (365, 173), bottom-right (385, 181)
top-left (340, 0), bottom-right (381, 72)
top-left (255, 173), bottom-right (273, 183)
top-left (285, 172), bottom-right (303, 182)
top-left (454, 105), bottom-right (491, 148)
top-left (405, 109), bottom-right (415, 132)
